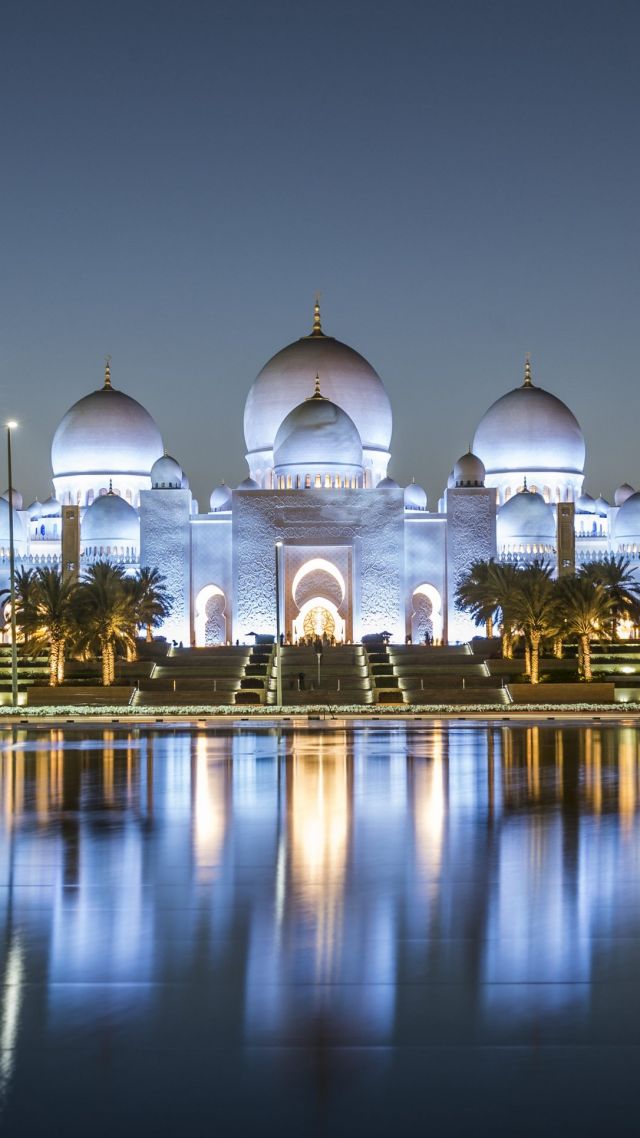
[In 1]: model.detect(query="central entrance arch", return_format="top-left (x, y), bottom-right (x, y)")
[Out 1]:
top-left (293, 596), bottom-right (345, 643)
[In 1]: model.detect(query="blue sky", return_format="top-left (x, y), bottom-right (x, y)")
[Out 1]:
top-left (2, 0), bottom-right (639, 506)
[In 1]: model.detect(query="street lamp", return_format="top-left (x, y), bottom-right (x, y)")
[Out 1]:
top-left (275, 541), bottom-right (283, 707)
top-left (6, 421), bottom-right (19, 707)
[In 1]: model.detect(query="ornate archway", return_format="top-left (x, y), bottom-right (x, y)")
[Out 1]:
top-left (292, 596), bottom-right (345, 644)
top-left (411, 583), bottom-right (443, 644)
top-left (194, 585), bottom-right (227, 646)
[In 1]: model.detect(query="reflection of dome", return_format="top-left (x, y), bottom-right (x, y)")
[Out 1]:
top-left (615, 482), bottom-right (635, 507)
top-left (273, 380), bottom-right (363, 477)
top-left (151, 454), bottom-right (183, 489)
top-left (453, 451), bottom-right (485, 487)
top-left (82, 491), bottom-right (140, 546)
top-left (237, 477), bottom-right (260, 490)
top-left (377, 476), bottom-right (399, 488)
top-left (613, 492), bottom-right (640, 543)
top-left (497, 488), bottom-right (556, 548)
top-left (404, 481), bottom-right (427, 510)
top-left (210, 483), bottom-right (232, 511)
top-left (472, 360), bottom-right (585, 497)
top-left (244, 302), bottom-right (392, 484)
top-left (2, 488), bottom-right (23, 511)
top-left (51, 361), bottom-right (163, 504)
top-left (576, 492), bottom-right (596, 514)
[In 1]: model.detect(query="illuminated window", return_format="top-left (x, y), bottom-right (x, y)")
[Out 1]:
top-left (335, 475), bottom-right (342, 488)
top-left (286, 475), bottom-right (292, 489)
top-left (315, 474), bottom-right (322, 488)
top-left (324, 473), bottom-right (331, 488)
top-left (305, 474), bottom-right (311, 488)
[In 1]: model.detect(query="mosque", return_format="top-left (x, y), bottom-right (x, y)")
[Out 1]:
top-left (2, 301), bottom-right (640, 645)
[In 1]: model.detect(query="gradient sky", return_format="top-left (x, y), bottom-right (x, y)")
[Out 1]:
top-left (2, 0), bottom-right (639, 508)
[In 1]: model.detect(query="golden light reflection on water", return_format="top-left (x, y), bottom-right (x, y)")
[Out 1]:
top-left (193, 733), bottom-right (228, 870)
top-left (413, 726), bottom-right (445, 877)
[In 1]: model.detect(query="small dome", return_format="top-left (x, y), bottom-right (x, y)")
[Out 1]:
top-left (2, 488), bottom-right (23, 511)
top-left (273, 382), bottom-right (363, 473)
top-left (26, 499), bottom-right (44, 519)
top-left (377, 476), bottom-right (399, 489)
top-left (497, 489), bottom-right (556, 547)
top-left (237, 477), bottom-right (260, 490)
top-left (613, 492), bottom-right (640, 542)
top-left (404, 481), bottom-right (427, 510)
top-left (40, 496), bottom-right (61, 516)
top-left (82, 492), bottom-right (140, 546)
top-left (0, 498), bottom-right (25, 549)
top-left (575, 492), bottom-right (597, 514)
top-left (615, 482), bottom-right (635, 507)
top-left (151, 453), bottom-right (183, 489)
top-left (595, 495), bottom-right (610, 515)
top-left (210, 483), bottom-right (232, 511)
top-left (453, 451), bottom-right (485, 487)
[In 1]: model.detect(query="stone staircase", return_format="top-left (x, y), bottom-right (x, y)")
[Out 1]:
top-left (131, 644), bottom-right (272, 707)
top-left (266, 644), bottom-right (374, 705)
top-left (369, 644), bottom-right (510, 706)
top-left (0, 645), bottom-right (49, 700)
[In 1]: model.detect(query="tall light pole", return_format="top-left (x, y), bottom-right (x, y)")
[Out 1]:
top-left (6, 422), bottom-right (19, 707)
top-left (275, 541), bottom-right (283, 707)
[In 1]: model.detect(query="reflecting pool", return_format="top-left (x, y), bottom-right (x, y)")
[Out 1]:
top-left (1, 721), bottom-right (640, 1136)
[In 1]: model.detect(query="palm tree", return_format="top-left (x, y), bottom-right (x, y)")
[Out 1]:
top-left (75, 562), bottom-right (137, 685)
top-left (486, 561), bottom-right (523, 658)
top-left (455, 560), bottom-right (498, 639)
top-left (511, 563), bottom-right (560, 684)
top-left (579, 555), bottom-right (640, 639)
top-left (0, 566), bottom-right (40, 642)
top-left (29, 567), bottom-right (79, 685)
top-left (557, 576), bottom-right (613, 681)
top-left (126, 566), bottom-right (173, 642)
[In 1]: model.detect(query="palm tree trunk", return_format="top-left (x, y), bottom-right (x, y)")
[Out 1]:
top-left (146, 624), bottom-right (153, 642)
top-left (101, 642), bottom-right (111, 686)
top-left (530, 635), bottom-right (541, 685)
top-left (500, 626), bottom-right (512, 658)
top-left (486, 615), bottom-right (493, 640)
top-left (581, 635), bottom-right (592, 681)
top-left (57, 638), bottom-right (66, 685)
top-left (49, 641), bottom-right (59, 686)
top-left (524, 641), bottom-right (531, 677)
top-left (553, 636), bottom-right (563, 659)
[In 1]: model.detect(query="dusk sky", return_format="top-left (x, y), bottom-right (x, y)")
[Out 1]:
top-left (2, 0), bottom-right (639, 507)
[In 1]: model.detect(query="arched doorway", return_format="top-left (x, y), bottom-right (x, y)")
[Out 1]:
top-left (195, 585), bottom-right (227, 646)
top-left (411, 584), bottom-right (443, 644)
top-left (293, 596), bottom-right (345, 644)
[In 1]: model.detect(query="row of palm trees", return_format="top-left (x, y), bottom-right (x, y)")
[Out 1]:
top-left (455, 555), bottom-right (640, 683)
top-left (3, 562), bottom-right (173, 685)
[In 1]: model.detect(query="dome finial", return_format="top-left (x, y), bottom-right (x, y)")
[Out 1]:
top-left (307, 373), bottom-right (326, 400)
top-left (523, 475), bottom-right (529, 492)
top-left (310, 294), bottom-right (324, 337)
top-left (103, 355), bottom-right (112, 390)
top-left (523, 354), bottom-right (533, 387)
top-left (108, 478), bottom-right (114, 495)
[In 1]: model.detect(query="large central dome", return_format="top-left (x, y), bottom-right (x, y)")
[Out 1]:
top-left (243, 302), bottom-right (392, 486)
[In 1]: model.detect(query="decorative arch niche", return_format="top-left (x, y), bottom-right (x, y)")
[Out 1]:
top-left (411, 583), bottom-right (443, 644)
top-left (195, 585), bottom-right (227, 646)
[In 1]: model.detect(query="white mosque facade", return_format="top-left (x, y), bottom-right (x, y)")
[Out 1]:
top-left (3, 302), bottom-right (640, 645)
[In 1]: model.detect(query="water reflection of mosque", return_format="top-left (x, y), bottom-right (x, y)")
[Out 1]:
top-left (1, 722), bottom-right (640, 1066)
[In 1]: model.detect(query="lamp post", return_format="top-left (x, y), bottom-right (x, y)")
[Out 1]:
top-left (6, 422), bottom-right (18, 707)
top-left (275, 541), bottom-right (283, 707)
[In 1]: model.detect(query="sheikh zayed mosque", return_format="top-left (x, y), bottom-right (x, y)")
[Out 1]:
top-left (2, 301), bottom-right (640, 645)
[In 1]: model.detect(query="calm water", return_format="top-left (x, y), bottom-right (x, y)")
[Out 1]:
top-left (1, 720), bottom-right (640, 1137)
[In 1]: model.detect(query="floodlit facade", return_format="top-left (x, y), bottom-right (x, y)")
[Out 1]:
top-left (2, 303), bottom-right (639, 644)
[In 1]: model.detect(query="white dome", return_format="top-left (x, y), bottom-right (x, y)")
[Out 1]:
top-left (2, 488), bottom-right (23, 511)
top-left (273, 383), bottom-right (363, 473)
top-left (52, 364), bottom-right (163, 481)
top-left (595, 495), bottom-right (610, 515)
top-left (151, 453), bottom-right (183, 489)
top-left (237, 477), bottom-right (260, 490)
top-left (404, 481), bottom-right (427, 510)
top-left (244, 303), bottom-right (392, 482)
top-left (377, 476), bottom-right (399, 489)
top-left (81, 492), bottom-right (140, 546)
top-left (210, 483), bottom-right (232, 511)
top-left (473, 361), bottom-right (585, 482)
top-left (615, 482), bottom-right (635, 507)
top-left (575, 492), bottom-right (596, 514)
top-left (453, 451), bottom-right (485, 487)
top-left (26, 499), bottom-right (43, 519)
top-left (497, 489), bottom-right (556, 547)
top-left (41, 496), bottom-right (61, 516)
top-left (613, 492), bottom-right (640, 542)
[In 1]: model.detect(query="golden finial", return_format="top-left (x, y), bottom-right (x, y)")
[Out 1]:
top-left (108, 478), bottom-right (114, 494)
top-left (523, 476), bottom-right (529, 492)
top-left (310, 294), bottom-right (324, 337)
top-left (104, 354), bottom-right (112, 390)
top-left (309, 373), bottom-right (324, 399)
top-left (523, 353), bottom-right (532, 387)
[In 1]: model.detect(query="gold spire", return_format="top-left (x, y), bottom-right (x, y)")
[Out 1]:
top-left (310, 294), bottom-right (324, 338)
top-left (523, 475), bottom-right (529, 492)
top-left (308, 373), bottom-right (325, 400)
top-left (103, 355), bottom-right (112, 390)
top-left (108, 478), bottom-right (114, 495)
top-left (523, 353), bottom-right (532, 387)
